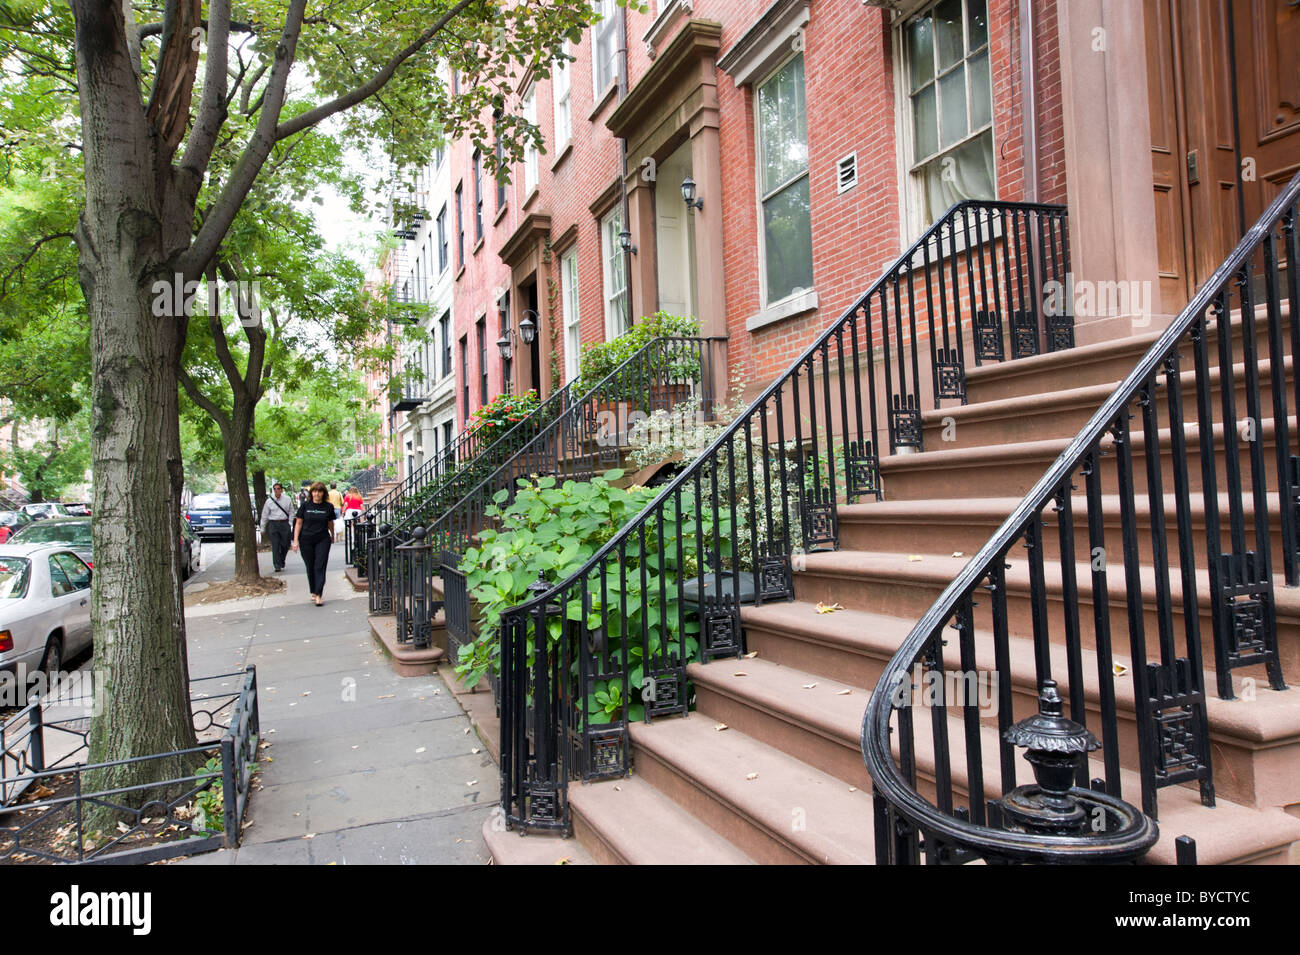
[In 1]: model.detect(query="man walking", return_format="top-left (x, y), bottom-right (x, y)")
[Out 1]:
top-left (327, 483), bottom-right (345, 541)
top-left (259, 482), bottom-right (294, 572)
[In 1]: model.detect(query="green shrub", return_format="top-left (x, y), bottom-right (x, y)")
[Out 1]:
top-left (576, 311), bottom-right (701, 402)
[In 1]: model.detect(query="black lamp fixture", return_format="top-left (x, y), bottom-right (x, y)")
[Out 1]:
top-left (681, 176), bottom-right (703, 211)
top-left (618, 228), bottom-right (637, 255)
top-left (519, 309), bottom-right (538, 346)
top-left (496, 331), bottom-right (512, 361)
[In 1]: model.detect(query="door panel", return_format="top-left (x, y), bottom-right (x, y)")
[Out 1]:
top-left (1146, 0), bottom-right (1193, 308)
top-left (1237, 0), bottom-right (1300, 222)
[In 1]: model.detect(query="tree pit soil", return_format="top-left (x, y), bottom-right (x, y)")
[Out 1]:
top-left (0, 763), bottom-right (222, 864)
top-left (186, 575), bottom-right (286, 606)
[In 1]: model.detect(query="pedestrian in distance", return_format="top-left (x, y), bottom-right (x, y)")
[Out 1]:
top-left (327, 483), bottom-right (345, 541)
top-left (292, 481), bottom-right (336, 606)
top-left (259, 481), bottom-right (294, 572)
top-left (343, 486), bottom-right (364, 524)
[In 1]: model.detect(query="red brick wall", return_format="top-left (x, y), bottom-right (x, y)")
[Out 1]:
top-left (447, 0), bottom-right (1068, 420)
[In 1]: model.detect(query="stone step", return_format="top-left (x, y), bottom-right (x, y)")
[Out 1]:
top-left (791, 549), bottom-right (1300, 682)
top-left (481, 816), bottom-right (597, 865)
top-left (922, 354), bottom-right (1293, 451)
top-left (836, 492), bottom-right (1293, 573)
top-left (628, 716), bottom-right (877, 864)
top-left (568, 774), bottom-right (755, 865)
top-left (686, 655), bottom-right (1300, 864)
top-left (737, 601), bottom-right (1300, 809)
top-left (880, 415), bottom-right (1294, 501)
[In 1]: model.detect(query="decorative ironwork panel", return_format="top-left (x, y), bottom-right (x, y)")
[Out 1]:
top-left (804, 501), bottom-right (837, 549)
top-left (586, 730), bottom-right (626, 778)
top-left (702, 606), bottom-right (741, 660)
top-left (846, 439), bottom-right (880, 501)
top-left (890, 395), bottom-right (923, 451)
top-left (1011, 310), bottom-right (1039, 359)
top-left (1045, 313), bottom-right (1075, 352)
top-left (1217, 552), bottom-right (1280, 671)
top-left (1145, 658), bottom-right (1214, 805)
top-left (646, 671), bottom-right (683, 717)
top-left (527, 785), bottom-right (559, 823)
top-left (759, 552), bottom-right (793, 602)
top-left (934, 348), bottom-right (965, 400)
top-left (975, 310), bottom-right (1004, 362)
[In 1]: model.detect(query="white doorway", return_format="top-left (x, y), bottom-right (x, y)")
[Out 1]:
top-left (655, 142), bottom-right (697, 320)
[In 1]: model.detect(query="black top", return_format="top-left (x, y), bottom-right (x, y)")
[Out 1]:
top-left (296, 500), bottom-right (336, 542)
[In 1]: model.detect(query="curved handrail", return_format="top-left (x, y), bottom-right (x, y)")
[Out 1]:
top-left (862, 170), bottom-right (1300, 861)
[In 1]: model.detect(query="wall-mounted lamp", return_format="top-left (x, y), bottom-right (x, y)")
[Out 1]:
top-left (618, 229), bottom-right (638, 255)
top-left (496, 331), bottom-right (512, 361)
top-left (519, 309), bottom-right (538, 346)
top-left (681, 176), bottom-right (703, 211)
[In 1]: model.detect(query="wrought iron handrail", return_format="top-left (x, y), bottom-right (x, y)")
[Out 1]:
top-left (863, 171), bottom-right (1300, 864)
top-left (489, 200), bottom-right (1070, 832)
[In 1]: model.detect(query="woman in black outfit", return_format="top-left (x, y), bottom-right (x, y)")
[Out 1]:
top-left (292, 481), bottom-right (336, 605)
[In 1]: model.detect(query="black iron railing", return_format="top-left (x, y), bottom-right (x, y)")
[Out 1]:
top-left (0, 667), bottom-right (259, 863)
top-left (486, 200), bottom-right (1070, 832)
top-left (863, 171), bottom-right (1300, 864)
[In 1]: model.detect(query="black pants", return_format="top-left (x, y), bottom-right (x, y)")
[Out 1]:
top-left (299, 535), bottom-right (331, 596)
top-left (267, 521), bottom-right (291, 570)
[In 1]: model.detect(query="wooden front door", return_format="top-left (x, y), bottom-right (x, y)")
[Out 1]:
top-left (1146, 0), bottom-right (1300, 312)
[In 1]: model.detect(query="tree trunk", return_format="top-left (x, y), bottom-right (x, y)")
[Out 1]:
top-left (224, 429), bottom-right (261, 582)
top-left (252, 467), bottom-right (267, 516)
top-left (73, 0), bottom-right (197, 823)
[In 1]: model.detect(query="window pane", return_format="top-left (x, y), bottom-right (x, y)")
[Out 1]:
top-left (919, 129), bottom-right (994, 223)
top-left (758, 55), bottom-right (808, 194)
top-left (938, 63), bottom-right (967, 147)
top-left (907, 15), bottom-right (934, 91)
top-left (934, 0), bottom-right (964, 71)
top-left (912, 85), bottom-right (938, 162)
top-left (969, 50), bottom-right (991, 130)
top-left (967, 0), bottom-right (988, 50)
top-left (763, 175), bottom-right (813, 302)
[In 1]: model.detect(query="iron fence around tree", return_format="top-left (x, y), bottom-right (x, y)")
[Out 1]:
top-left (482, 200), bottom-right (1071, 834)
top-left (864, 170), bottom-right (1300, 864)
top-left (0, 666), bottom-right (260, 864)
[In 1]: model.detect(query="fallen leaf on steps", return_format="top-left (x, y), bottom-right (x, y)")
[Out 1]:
top-left (743, 651), bottom-right (758, 658)
top-left (377, 693), bottom-right (395, 699)
top-left (714, 723), bottom-right (728, 731)
top-left (733, 671), bottom-right (748, 677)
top-left (951, 551), bottom-right (963, 558)
top-left (466, 780), bottom-right (478, 786)
top-left (815, 601), bottom-right (845, 614)
top-left (908, 555), bottom-right (923, 562)
top-left (837, 689), bottom-right (853, 696)
top-left (1114, 663), bottom-right (1129, 676)
top-left (415, 747), bottom-right (426, 754)
top-left (555, 857), bottom-right (571, 865)
top-left (849, 786), bottom-right (858, 793)
top-left (745, 773), bottom-right (759, 781)
top-left (802, 683), bottom-right (818, 689)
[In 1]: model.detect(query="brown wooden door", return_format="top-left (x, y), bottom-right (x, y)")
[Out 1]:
top-left (1233, 0), bottom-right (1300, 223)
top-left (1146, 0), bottom-right (1300, 312)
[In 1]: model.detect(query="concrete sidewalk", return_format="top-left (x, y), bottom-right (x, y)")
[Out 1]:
top-left (180, 541), bottom-right (497, 864)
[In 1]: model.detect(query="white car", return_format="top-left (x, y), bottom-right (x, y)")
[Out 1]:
top-left (0, 544), bottom-right (94, 676)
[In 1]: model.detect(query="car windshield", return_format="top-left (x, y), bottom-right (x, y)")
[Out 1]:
top-left (191, 496), bottom-right (230, 509)
top-left (11, 522), bottom-right (92, 547)
top-left (0, 557), bottom-right (30, 599)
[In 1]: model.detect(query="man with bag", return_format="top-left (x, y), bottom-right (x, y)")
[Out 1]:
top-left (259, 482), bottom-right (295, 572)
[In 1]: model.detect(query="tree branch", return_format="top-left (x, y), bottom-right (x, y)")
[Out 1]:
top-left (203, 263), bottom-right (247, 398)
top-left (178, 366), bottom-right (232, 432)
top-left (178, 0), bottom-right (308, 282)
top-left (274, 0), bottom-right (480, 142)
top-left (144, 0), bottom-right (203, 156)
top-left (0, 233), bottom-right (75, 300)
top-left (179, 0), bottom-right (231, 184)
top-left (138, 17), bottom-right (257, 39)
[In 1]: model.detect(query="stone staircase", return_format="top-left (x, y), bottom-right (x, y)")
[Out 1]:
top-left (483, 317), bottom-right (1300, 865)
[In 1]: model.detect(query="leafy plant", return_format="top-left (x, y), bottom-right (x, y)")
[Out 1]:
top-left (576, 311), bottom-right (702, 403)
top-left (470, 389), bottom-right (542, 446)
top-left (191, 757), bottom-right (224, 833)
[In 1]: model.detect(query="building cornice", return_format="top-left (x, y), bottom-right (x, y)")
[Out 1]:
top-left (717, 0), bottom-right (809, 87)
top-left (606, 19), bottom-right (723, 141)
top-left (499, 212), bottom-right (552, 267)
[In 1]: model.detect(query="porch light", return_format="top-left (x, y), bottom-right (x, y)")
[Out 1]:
top-left (519, 309), bottom-right (538, 346)
top-left (681, 176), bottom-right (702, 211)
top-left (618, 229), bottom-right (637, 255)
top-left (496, 331), bottom-right (512, 361)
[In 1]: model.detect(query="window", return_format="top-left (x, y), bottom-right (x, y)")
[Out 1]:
top-left (443, 420), bottom-right (453, 449)
top-left (455, 185), bottom-right (464, 270)
top-left (54, 553), bottom-right (90, 591)
top-left (434, 145), bottom-right (445, 169)
top-left (903, 0), bottom-right (993, 228)
top-left (436, 206), bottom-right (448, 273)
top-left (522, 85), bottom-right (538, 193)
top-left (472, 149), bottom-right (484, 242)
top-left (494, 111), bottom-right (507, 211)
top-left (477, 317), bottom-right (488, 405)
top-left (553, 42), bottom-right (572, 151)
top-left (460, 335), bottom-right (470, 417)
top-left (756, 52), bottom-right (813, 305)
top-left (592, 0), bottom-right (619, 98)
top-left (601, 208), bottom-right (628, 340)
top-left (440, 312), bottom-right (452, 378)
top-left (498, 293), bottom-right (511, 394)
top-left (561, 248), bottom-right (581, 382)
top-left (48, 557), bottom-right (73, 597)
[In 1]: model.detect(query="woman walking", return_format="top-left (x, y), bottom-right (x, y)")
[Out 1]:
top-left (292, 481), bottom-right (336, 606)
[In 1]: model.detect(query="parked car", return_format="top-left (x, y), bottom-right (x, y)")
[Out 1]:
top-left (0, 511), bottom-right (32, 544)
top-left (186, 493), bottom-right (234, 540)
top-left (0, 544), bottom-right (94, 676)
top-left (8, 518), bottom-right (94, 568)
top-left (20, 502), bottom-right (72, 522)
top-left (179, 517), bottom-right (202, 580)
top-left (62, 502), bottom-right (91, 517)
